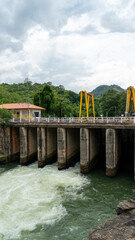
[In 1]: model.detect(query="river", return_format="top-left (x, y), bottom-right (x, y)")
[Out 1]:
top-left (0, 162), bottom-right (135, 240)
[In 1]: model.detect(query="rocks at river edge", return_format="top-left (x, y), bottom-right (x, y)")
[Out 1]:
top-left (88, 199), bottom-right (135, 240)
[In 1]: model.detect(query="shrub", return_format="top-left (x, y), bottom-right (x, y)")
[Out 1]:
top-left (0, 108), bottom-right (13, 124)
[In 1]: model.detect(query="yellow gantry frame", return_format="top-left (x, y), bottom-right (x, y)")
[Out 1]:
top-left (79, 91), bottom-right (88, 119)
top-left (79, 91), bottom-right (95, 120)
top-left (125, 86), bottom-right (135, 117)
top-left (87, 93), bottom-right (95, 118)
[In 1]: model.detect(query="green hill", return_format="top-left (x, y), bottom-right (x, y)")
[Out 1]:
top-left (91, 84), bottom-right (125, 97)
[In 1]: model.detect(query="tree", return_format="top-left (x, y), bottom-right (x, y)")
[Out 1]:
top-left (33, 84), bottom-right (55, 115)
top-left (100, 89), bottom-right (119, 117)
top-left (117, 91), bottom-right (126, 116)
top-left (53, 96), bottom-right (72, 117)
top-left (0, 108), bottom-right (13, 124)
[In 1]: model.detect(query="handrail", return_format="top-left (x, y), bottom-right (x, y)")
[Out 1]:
top-left (10, 116), bottom-right (135, 124)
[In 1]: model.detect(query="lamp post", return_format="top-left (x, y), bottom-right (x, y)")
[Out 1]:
top-left (25, 77), bottom-right (30, 122)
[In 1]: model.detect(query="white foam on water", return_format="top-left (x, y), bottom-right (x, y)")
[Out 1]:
top-left (0, 162), bottom-right (90, 239)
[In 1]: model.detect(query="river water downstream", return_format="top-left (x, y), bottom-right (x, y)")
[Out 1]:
top-left (0, 162), bottom-right (135, 240)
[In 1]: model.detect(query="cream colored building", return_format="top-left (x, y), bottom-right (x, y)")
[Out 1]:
top-left (0, 103), bottom-right (45, 120)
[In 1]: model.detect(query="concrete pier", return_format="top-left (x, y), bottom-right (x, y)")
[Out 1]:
top-left (57, 128), bottom-right (67, 170)
top-left (20, 127), bottom-right (27, 165)
top-left (106, 128), bottom-right (120, 177)
top-left (37, 127), bottom-right (45, 167)
top-left (80, 128), bottom-right (90, 173)
top-left (20, 127), bottom-right (37, 165)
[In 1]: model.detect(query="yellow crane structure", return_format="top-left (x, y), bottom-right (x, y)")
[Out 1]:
top-left (79, 91), bottom-right (88, 120)
top-left (87, 93), bottom-right (95, 118)
top-left (125, 86), bottom-right (135, 117)
top-left (79, 91), bottom-right (95, 120)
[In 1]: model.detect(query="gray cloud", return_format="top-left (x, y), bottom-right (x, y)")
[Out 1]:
top-left (0, 35), bottom-right (19, 52)
top-left (0, 0), bottom-right (95, 37)
top-left (0, 0), bottom-right (135, 92)
top-left (101, 11), bottom-right (135, 33)
top-left (0, 0), bottom-right (104, 52)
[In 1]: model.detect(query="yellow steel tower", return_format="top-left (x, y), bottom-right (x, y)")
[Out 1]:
top-left (125, 86), bottom-right (135, 117)
top-left (79, 91), bottom-right (95, 120)
top-left (87, 93), bottom-right (95, 118)
top-left (79, 91), bottom-right (88, 120)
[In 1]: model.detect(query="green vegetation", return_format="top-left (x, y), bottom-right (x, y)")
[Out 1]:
top-left (0, 108), bottom-right (13, 124)
top-left (100, 89), bottom-right (126, 117)
top-left (0, 81), bottom-right (128, 117)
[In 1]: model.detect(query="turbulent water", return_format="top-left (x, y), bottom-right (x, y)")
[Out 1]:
top-left (0, 162), bottom-right (135, 240)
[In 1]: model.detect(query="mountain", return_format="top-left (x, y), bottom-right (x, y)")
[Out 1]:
top-left (91, 84), bottom-right (125, 97)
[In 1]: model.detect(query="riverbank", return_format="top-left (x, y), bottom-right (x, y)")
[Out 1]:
top-left (88, 199), bottom-right (135, 240)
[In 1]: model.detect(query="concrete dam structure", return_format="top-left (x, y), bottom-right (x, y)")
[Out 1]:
top-left (0, 122), bottom-right (135, 179)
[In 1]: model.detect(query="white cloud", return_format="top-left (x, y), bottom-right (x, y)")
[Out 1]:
top-left (0, 0), bottom-right (135, 93)
top-left (61, 14), bottom-right (90, 33)
top-left (23, 25), bottom-right (51, 63)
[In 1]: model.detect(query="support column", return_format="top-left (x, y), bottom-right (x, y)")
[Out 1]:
top-left (37, 127), bottom-right (45, 167)
top-left (80, 128), bottom-right (90, 173)
top-left (20, 127), bottom-right (27, 165)
top-left (106, 128), bottom-right (119, 177)
top-left (57, 128), bottom-right (67, 170)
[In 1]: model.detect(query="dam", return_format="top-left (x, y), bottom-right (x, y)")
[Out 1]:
top-left (0, 118), bottom-right (135, 179)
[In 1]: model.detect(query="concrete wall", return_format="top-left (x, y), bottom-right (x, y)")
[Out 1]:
top-left (37, 127), bottom-right (57, 168)
top-left (80, 128), bottom-right (100, 173)
top-left (20, 127), bottom-right (37, 165)
top-left (47, 128), bottom-right (57, 163)
top-left (67, 128), bottom-right (80, 166)
top-left (10, 127), bottom-right (20, 161)
top-left (0, 126), bottom-right (20, 164)
top-left (0, 127), bottom-right (4, 153)
top-left (28, 127), bottom-right (37, 156)
top-left (0, 127), bottom-right (11, 164)
top-left (28, 127), bottom-right (37, 163)
top-left (57, 128), bottom-right (80, 170)
top-left (89, 129), bottom-right (100, 169)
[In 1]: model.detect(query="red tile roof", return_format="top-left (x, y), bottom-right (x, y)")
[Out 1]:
top-left (0, 103), bottom-right (45, 110)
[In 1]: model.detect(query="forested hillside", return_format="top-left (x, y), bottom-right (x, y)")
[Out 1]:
top-left (0, 81), bottom-right (127, 117)
top-left (91, 84), bottom-right (125, 97)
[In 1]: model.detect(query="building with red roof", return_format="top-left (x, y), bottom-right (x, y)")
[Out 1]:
top-left (0, 103), bottom-right (45, 120)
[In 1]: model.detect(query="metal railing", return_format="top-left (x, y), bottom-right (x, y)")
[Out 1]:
top-left (10, 116), bottom-right (135, 124)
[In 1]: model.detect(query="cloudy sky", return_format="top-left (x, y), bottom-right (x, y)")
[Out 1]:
top-left (0, 0), bottom-right (135, 92)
